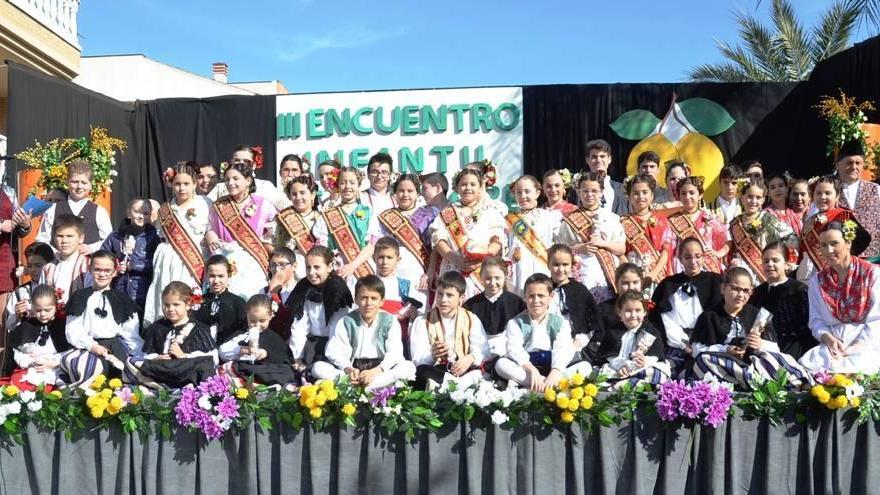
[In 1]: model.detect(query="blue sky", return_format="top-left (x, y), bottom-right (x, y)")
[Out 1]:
top-left (77, 0), bottom-right (872, 93)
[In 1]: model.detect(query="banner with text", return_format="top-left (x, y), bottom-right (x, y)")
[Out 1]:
top-left (276, 87), bottom-right (523, 192)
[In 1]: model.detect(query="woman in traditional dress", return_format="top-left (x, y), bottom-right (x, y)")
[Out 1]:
top-left (205, 162), bottom-right (278, 299)
top-left (506, 175), bottom-right (562, 295)
top-left (430, 168), bottom-right (506, 298)
top-left (663, 161), bottom-right (689, 206)
top-left (800, 221), bottom-right (880, 373)
top-left (729, 179), bottom-right (795, 284)
top-left (556, 172), bottom-right (625, 302)
top-left (796, 175), bottom-right (867, 282)
top-left (541, 169), bottom-right (577, 215)
top-left (312, 167), bottom-right (382, 284)
top-left (276, 174), bottom-right (319, 281)
top-left (316, 159), bottom-right (342, 211)
top-left (378, 174), bottom-right (430, 304)
top-left (666, 176), bottom-right (728, 275)
top-left (621, 174), bottom-right (675, 295)
top-left (144, 162), bottom-right (212, 326)
top-left (764, 172), bottom-right (802, 234)
top-left (789, 178), bottom-right (811, 227)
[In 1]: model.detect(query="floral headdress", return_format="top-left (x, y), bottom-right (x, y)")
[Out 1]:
top-left (815, 91), bottom-right (879, 171)
top-left (251, 145), bottom-right (264, 170)
top-left (622, 174), bottom-right (637, 191)
top-left (556, 168), bottom-right (573, 190)
top-left (735, 177), bottom-right (753, 196)
top-left (191, 287), bottom-right (203, 310)
top-left (480, 159), bottom-right (498, 187)
top-left (842, 219), bottom-right (858, 242)
top-left (163, 167), bottom-right (176, 184)
top-left (323, 168), bottom-right (340, 192)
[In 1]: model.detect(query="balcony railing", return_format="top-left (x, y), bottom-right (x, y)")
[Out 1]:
top-left (9, 0), bottom-right (80, 48)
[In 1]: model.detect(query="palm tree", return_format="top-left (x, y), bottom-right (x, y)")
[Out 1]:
top-left (688, 0), bottom-right (863, 82)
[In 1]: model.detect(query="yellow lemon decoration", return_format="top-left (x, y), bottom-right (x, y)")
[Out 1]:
top-left (612, 96), bottom-right (735, 199)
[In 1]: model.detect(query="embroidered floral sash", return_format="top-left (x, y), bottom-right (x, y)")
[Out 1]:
top-left (276, 207), bottom-right (316, 256)
top-left (323, 206), bottom-right (374, 278)
top-left (378, 209), bottom-right (429, 270)
top-left (563, 209), bottom-right (618, 291)
top-left (159, 203), bottom-right (205, 282)
top-left (214, 198), bottom-right (270, 275)
top-left (730, 218), bottom-right (766, 282)
top-left (439, 206), bottom-right (482, 286)
top-left (667, 212), bottom-right (723, 273)
top-left (505, 212), bottom-right (549, 268)
top-left (621, 215), bottom-right (667, 279)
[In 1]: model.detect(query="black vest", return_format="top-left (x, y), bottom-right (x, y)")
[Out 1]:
top-left (56, 200), bottom-right (100, 244)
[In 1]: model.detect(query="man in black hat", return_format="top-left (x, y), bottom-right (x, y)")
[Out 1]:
top-left (836, 139), bottom-right (880, 260)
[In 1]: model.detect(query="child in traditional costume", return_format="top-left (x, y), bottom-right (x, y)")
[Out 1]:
top-left (666, 176), bottom-right (728, 275)
top-left (206, 161), bottom-right (278, 299)
top-left (749, 242), bottom-right (814, 359)
top-left (690, 267), bottom-right (809, 388)
top-left (128, 282), bottom-right (217, 389)
top-left (800, 221), bottom-right (880, 373)
top-left (586, 290), bottom-right (668, 388)
top-left (2, 285), bottom-right (70, 389)
top-left (144, 162), bottom-right (212, 325)
top-left (61, 251), bottom-right (143, 387)
top-left (5, 242), bottom-right (54, 331)
top-left (194, 255), bottom-right (247, 345)
top-left (410, 272), bottom-right (489, 390)
top-left (597, 263), bottom-right (644, 332)
top-left (729, 179), bottom-right (796, 285)
top-left (39, 214), bottom-right (90, 305)
top-left (372, 237), bottom-right (424, 351)
top-left (463, 256), bottom-right (526, 363)
top-left (495, 274), bottom-right (590, 391)
top-left (312, 275), bottom-right (416, 391)
top-left (101, 198), bottom-right (160, 315)
top-left (288, 246), bottom-right (354, 377)
top-left (221, 294), bottom-right (299, 387)
top-left (505, 175), bottom-right (561, 296)
top-left (706, 164), bottom-right (743, 225)
top-left (276, 174), bottom-right (319, 281)
top-left (360, 152), bottom-right (397, 214)
top-left (546, 244), bottom-right (604, 357)
top-left (261, 247), bottom-right (299, 341)
top-left (431, 168), bottom-right (506, 298)
top-left (764, 172), bottom-right (803, 234)
top-left (555, 172), bottom-right (625, 303)
top-left (541, 169), bottom-right (577, 214)
top-left (378, 174), bottom-right (431, 305)
top-left (621, 174), bottom-right (675, 295)
top-left (312, 167), bottom-right (382, 286)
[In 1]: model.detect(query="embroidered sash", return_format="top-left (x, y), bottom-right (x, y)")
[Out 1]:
top-left (505, 212), bottom-right (549, 268)
top-left (621, 215), bottom-right (667, 279)
top-left (158, 203), bottom-right (205, 282)
top-left (801, 219), bottom-right (826, 271)
top-left (667, 212), bottom-right (723, 273)
top-left (323, 207), bottom-right (374, 278)
top-left (276, 207), bottom-right (316, 256)
top-left (563, 209), bottom-right (618, 291)
top-left (439, 206), bottom-right (482, 286)
top-left (426, 307), bottom-right (472, 364)
top-left (378, 209), bottom-right (429, 270)
top-left (730, 218), bottom-right (766, 282)
top-left (214, 198), bottom-right (270, 275)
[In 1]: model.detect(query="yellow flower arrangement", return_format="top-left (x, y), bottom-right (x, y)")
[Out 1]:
top-left (108, 378), bottom-right (123, 390)
top-left (90, 375), bottom-right (108, 390)
top-left (309, 407), bottom-right (323, 419)
top-left (235, 388), bottom-right (250, 400)
top-left (342, 403), bottom-right (357, 416)
top-left (560, 411), bottom-right (574, 423)
top-left (544, 388), bottom-right (556, 403)
top-left (300, 380), bottom-right (341, 420)
top-left (544, 373), bottom-right (599, 423)
top-left (3, 385), bottom-right (20, 397)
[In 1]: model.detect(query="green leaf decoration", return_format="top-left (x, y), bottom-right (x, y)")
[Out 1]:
top-left (678, 98), bottom-right (736, 136)
top-left (610, 110), bottom-right (661, 140)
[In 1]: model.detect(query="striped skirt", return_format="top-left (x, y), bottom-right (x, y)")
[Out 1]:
top-left (58, 338), bottom-right (139, 388)
top-left (607, 362), bottom-right (671, 390)
top-left (692, 350), bottom-right (811, 389)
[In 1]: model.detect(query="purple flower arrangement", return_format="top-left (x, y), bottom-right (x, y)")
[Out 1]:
top-left (175, 374), bottom-right (240, 440)
top-left (370, 386), bottom-right (398, 408)
top-left (656, 380), bottom-right (732, 428)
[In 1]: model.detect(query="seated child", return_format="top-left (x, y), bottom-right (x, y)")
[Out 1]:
top-left (546, 244), bottom-right (604, 352)
top-left (749, 242), bottom-right (814, 359)
top-left (194, 255), bottom-right (247, 344)
top-left (410, 271), bottom-right (489, 390)
top-left (100, 198), bottom-right (160, 314)
top-left (60, 250), bottom-right (143, 387)
top-left (220, 294), bottom-right (298, 387)
top-left (288, 246), bottom-right (353, 376)
top-left (261, 247), bottom-right (299, 340)
top-left (650, 238), bottom-right (723, 372)
top-left (495, 273), bottom-right (590, 391)
top-left (462, 256), bottom-right (525, 359)
top-left (690, 267), bottom-right (809, 388)
top-left (128, 282), bottom-right (217, 389)
top-left (39, 214), bottom-right (90, 304)
top-left (2, 284), bottom-right (71, 389)
top-left (585, 290), bottom-right (668, 388)
top-left (36, 159), bottom-right (112, 253)
top-left (5, 242), bottom-right (55, 331)
top-left (596, 263), bottom-right (643, 332)
top-left (312, 275), bottom-right (416, 391)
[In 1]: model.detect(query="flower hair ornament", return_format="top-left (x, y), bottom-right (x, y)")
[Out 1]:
top-left (557, 168), bottom-right (573, 190)
top-left (623, 174), bottom-right (637, 191)
top-left (842, 220), bottom-right (858, 242)
top-left (735, 177), bottom-right (753, 196)
top-left (228, 260), bottom-right (238, 277)
top-left (481, 159), bottom-right (498, 187)
top-left (191, 287), bottom-right (203, 310)
top-left (219, 161), bottom-right (230, 175)
top-left (251, 145), bottom-right (264, 170)
top-left (324, 168), bottom-right (340, 192)
top-left (164, 167), bottom-right (176, 184)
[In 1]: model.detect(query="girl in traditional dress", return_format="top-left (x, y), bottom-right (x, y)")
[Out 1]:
top-left (276, 174), bottom-right (319, 281)
top-left (663, 161), bottom-right (689, 206)
top-left (128, 282), bottom-right (217, 390)
top-left (541, 169), bottom-right (577, 214)
top-left (317, 159), bottom-right (342, 211)
top-left (313, 167), bottom-right (382, 284)
top-left (206, 161), bottom-right (278, 299)
top-left (764, 172), bottom-right (803, 234)
top-left (666, 176), bottom-right (728, 275)
top-left (195, 255), bottom-right (247, 345)
top-left (555, 172), bottom-right (625, 303)
top-left (799, 221), bottom-right (880, 373)
top-left (506, 175), bottom-right (562, 295)
top-left (621, 174), bottom-right (675, 295)
top-left (378, 174), bottom-right (430, 304)
top-left (144, 162), bottom-right (212, 326)
top-left (690, 266), bottom-right (810, 388)
top-left (430, 169), bottom-right (506, 298)
top-left (789, 178), bottom-right (811, 227)
top-left (2, 285), bottom-right (70, 388)
top-left (728, 179), bottom-right (795, 284)
top-left (796, 175), bottom-right (866, 282)
top-left (598, 263), bottom-right (644, 333)
top-left (288, 246), bottom-right (354, 377)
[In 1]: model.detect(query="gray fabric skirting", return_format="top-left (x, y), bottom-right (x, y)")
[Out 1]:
top-left (0, 411), bottom-right (877, 494)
